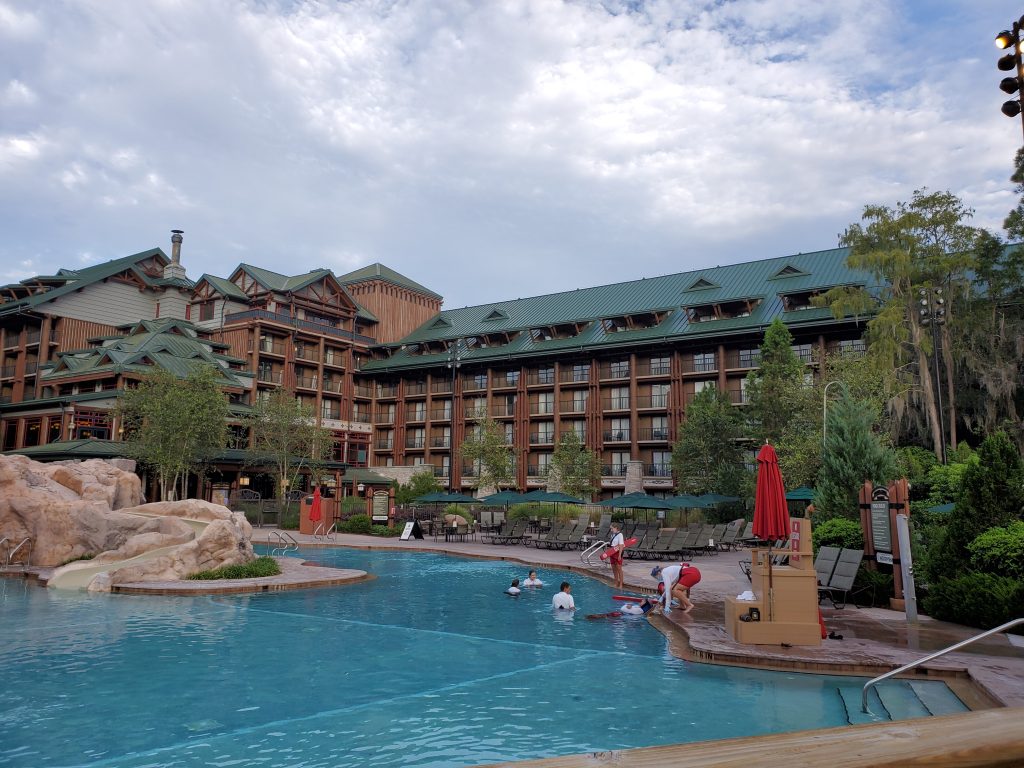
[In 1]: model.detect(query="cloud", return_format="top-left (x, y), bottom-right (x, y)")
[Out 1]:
top-left (0, 0), bottom-right (1018, 309)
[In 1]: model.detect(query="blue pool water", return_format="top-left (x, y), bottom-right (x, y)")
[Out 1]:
top-left (0, 548), bottom-right (957, 767)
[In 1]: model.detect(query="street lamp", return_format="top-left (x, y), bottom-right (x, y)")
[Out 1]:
top-left (918, 287), bottom-right (947, 465)
top-left (822, 380), bottom-right (843, 447)
top-left (446, 338), bottom-right (461, 492)
top-left (995, 16), bottom-right (1024, 141)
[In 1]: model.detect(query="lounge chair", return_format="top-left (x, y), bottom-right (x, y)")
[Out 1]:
top-left (533, 522), bottom-right (568, 549)
top-left (814, 546), bottom-right (841, 588)
top-left (481, 520), bottom-right (512, 544)
top-left (500, 518), bottom-right (528, 545)
top-left (819, 548), bottom-right (864, 609)
top-left (635, 529), bottom-right (676, 560)
top-left (737, 522), bottom-right (757, 547)
top-left (717, 520), bottom-right (745, 551)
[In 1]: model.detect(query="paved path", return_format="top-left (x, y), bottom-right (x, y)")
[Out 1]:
top-left (251, 527), bottom-right (1024, 708)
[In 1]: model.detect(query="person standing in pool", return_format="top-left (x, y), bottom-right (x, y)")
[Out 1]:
top-left (607, 521), bottom-right (625, 590)
top-left (523, 570), bottom-right (543, 587)
top-left (506, 578), bottom-right (521, 596)
top-left (552, 581), bottom-right (575, 610)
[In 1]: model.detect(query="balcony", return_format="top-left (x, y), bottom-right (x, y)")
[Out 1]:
top-left (376, 384), bottom-right (398, 399)
top-left (323, 350), bottom-right (346, 369)
top-left (559, 430), bottom-right (586, 442)
top-left (644, 463), bottom-right (672, 477)
top-left (258, 340), bottom-right (287, 356)
top-left (527, 370), bottom-right (555, 386)
top-left (602, 396), bottom-right (630, 411)
top-left (636, 361), bottom-right (670, 377)
top-left (406, 410), bottom-right (427, 423)
top-left (353, 384), bottom-right (373, 398)
top-left (430, 436), bottom-right (451, 448)
top-left (432, 465), bottom-right (450, 477)
top-left (294, 346), bottom-right (319, 362)
top-left (405, 436), bottom-right (426, 449)
top-left (727, 389), bottom-right (748, 405)
top-left (529, 432), bottom-right (555, 445)
top-left (226, 308), bottom-right (375, 344)
top-left (725, 350), bottom-right (761, 369)
top-left (431, 380), bottom-right (453, 394)
top-left (526, 465), bottom-right (548, 478)
top-left (491, 403), bottom-right (516, 418)
top-left (559, 367), bottom-right (590, 384)
top-left (25, 331), bottom-right (41, 346)
top-left (320, 409), bottom-right (341, 421)
top-left (374, 439), bottom-right (394, 450)
top-left (405, 381), bottom-right (427, 396)
top-left (463, 403), bottom-right (486, 418)
top-left (430, 407), bottom-right (452, 421)
top-left (559, 398), bottom-right (588, 413)
top-left (462, 375), bottom-right (488, 391)
top-left (296, 375), bottom-right (319, 390)
top-left (493, 372), bottom-right (519, 388)
top-left (323, 378), bottom-right (343, 394)
top-left (374, 410), bottom-right (395, 424)
top-left (352, 410), bottom-right (372, 424)
top-left (638, 427), bottom-right (671, 442)
top-left (599, 363), bottom-right (630, 380)
top-left (24, 362), bottom-right (39, 375)
top-left (0, 395), bottom-right (11, 404)
top-left (601, 463), bottom-right (628, 476)
top-left (529, 402), bottom-right (555, 416)
top-left (602, 430), bottom-right (630, 443)
top-left (636, 394), bottom-right (669, 409)
top-left (256, 370), bottom-right (282, 384)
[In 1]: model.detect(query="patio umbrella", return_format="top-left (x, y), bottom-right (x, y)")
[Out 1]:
top-left (785, 486), bottom-right (815, 502)
top-left (666, 494), bottom-right (709, 525)
top-left (478, 490), bottom-right (526, 505)
top-left (697, 493), bottom-right (741, 505)
top-left (597, 492), bottom-right (673, 522)
top-left (926, 502), bottom-right (955, 514)
top-left (413, 492), bottom-right (447, 504)
top-left (309, 487), bottom-right (323, 530)
top-left (435, 493), bottom-right (480, 504)
top-left (753, 443), bottom-right (789, 622)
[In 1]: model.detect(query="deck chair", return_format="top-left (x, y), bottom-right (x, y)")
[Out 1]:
top-left (502, 518), bottom-right (528, 545)
top-left (636, 529), bottom-right (676, 560)
top-left (557, 522), bottom-right (589, 550)
top-left (481, 521), bottom-right (511, 544)
top-left (813, 546), bottom-right (841, 588)
top-left (819, 548), bottom-right (864, 609)
top-left (737, 521), bottom-right (757, 547)
top-left (536, 522), bottom-right (569, 549)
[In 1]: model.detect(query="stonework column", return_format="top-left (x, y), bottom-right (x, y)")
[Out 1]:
top-left (625, 459), bottom-right (644, 494)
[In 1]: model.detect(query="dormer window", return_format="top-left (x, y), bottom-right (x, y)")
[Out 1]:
top-left (780, 290), bottom-right (820, 311)
top-left (684, 298), bottom-right (761, 322)
top-left (600, 312), bottom-right (666, 333)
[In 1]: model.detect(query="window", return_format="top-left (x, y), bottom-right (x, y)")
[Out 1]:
top-left (609, 360), bottom-right (629, 378)
top-left (738, 349), bottom-right (761, 368)
top-left (792, 343), bottom-right (814, 363)
top-left (694, 352), bottom-right (716, 372)
top-left (567, 420), bottom-right (586, 440)
top-left (504, 423), bottom-right (515, 445)
top-left (409, 403), bottom-right (426, 421)
top-left (649, 356), bottom-right (670, 375)
top-left (535, 367), bottom-right (554, 385)
top-left (534, 392), bottom-right (554, 414)
top-left (608, 418), bottom-right (629, 441)
top-left (23, 419), bottom-right (41, 447)
top-left (537, 453), bottom-right (552, 473)
top-left (48, 419), bottom-right (63, 444)
top-left (650, 416), bottom-right (669, 441)
top-left (199, 302), bottom-right (215, 321)
top-left (572, 390), bottom-right (589, 411)
top-left (694, 380), bottom-right (716, 395)
top-left (608, 386), bottom-right (629, 410)
top-left (536, 421), bottom-right (554, 443)
top-left (650, 383), bottom-right (669, 408)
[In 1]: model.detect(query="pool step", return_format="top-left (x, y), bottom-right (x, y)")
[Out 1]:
top-left (838, 686), bottom-right (888, 725)
top-left (876, 681), bottom-right (932, 720)
top-left (837, 679), bottom-right (968, 725)
top-left (908, 680), bottom-right (968, 716)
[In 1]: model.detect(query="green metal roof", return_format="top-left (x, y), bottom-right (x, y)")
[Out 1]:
top-left (342, 467), bottom-right (394, 485)
top-left (363, 248), bottom-right (875, 372)
top-left (336, 262), bottom-right (443, 301)
top-left (6, 439), bottom-right (127, 459)
top-left (197, 274), bottom-right (249, 301)
top-left (228, 264), bottom-right (378, 324)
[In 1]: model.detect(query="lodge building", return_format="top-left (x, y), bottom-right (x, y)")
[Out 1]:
top-left (0, 232), bottom-right (871, 500)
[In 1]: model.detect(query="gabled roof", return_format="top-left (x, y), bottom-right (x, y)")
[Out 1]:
top-left (0, 248), bottom-right (172, 317)
top-left (362, 247), bottom-right (875, 372)
top-left (236, 264), bottom-right (335, 293)
top-left (195, 273), bottom-right (250, 301)
top-left (336, 262), bottom-right (443, 301)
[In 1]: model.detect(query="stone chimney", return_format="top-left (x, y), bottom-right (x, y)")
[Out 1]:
top-left (163, 229), bottom-right (187, 282)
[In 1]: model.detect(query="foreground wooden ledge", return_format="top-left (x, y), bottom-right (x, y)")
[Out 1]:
top-left (485, 709), bottom-right (1024, 768)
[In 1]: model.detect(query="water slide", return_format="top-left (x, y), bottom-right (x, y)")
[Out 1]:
top-left (47, 512), bottom-right (211, 590)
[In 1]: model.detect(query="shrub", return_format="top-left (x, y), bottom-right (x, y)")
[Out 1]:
top-left (370, 525), bottom-right (399, 537)
top-left (968, 521), bottom-right (1024, 579)
top-left (922, 572), bottom-right (1024, 629)
top-left (507, 503), bottom-right (558, 520)
top-left (188, 556), bottom-right (281, 580)
top-left (340, 514), bottom-right (373, 535)
top-left (812, 517), bottom-right (864, 553)
top-left (851, 568), bottom-right (893, 607)
top-left (279, 512), bottom-right (300, 530)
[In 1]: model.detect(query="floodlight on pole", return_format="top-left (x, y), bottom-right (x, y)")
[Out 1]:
top-left (995, 15), bottom-right (1024, 141)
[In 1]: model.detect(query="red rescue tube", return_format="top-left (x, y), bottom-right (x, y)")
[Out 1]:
top-left (612, 595), bottom-right (646, 602)
top-left (598, 537), bottom-right (638, 560)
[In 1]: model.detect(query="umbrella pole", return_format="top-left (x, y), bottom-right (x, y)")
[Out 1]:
top-left (766, 543), bottom-right (774, 623)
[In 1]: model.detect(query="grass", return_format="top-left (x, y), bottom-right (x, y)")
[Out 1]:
top-left (187, 556), bottom-right (282, 580)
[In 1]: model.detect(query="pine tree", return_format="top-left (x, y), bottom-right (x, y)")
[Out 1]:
top-left (672, 388), bottom-right (749, 497)
top-left (745, 317), bottom-right (806, 445)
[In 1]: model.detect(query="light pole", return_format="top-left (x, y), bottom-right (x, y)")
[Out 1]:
top-left (918, 287), bottom-right (947, 465)
top-left (995, 18), bottom-right (1024, 142)
top-left (822, 380), bottom-right (843, 447)
top-left (446, 339), bottom-right (461, 492)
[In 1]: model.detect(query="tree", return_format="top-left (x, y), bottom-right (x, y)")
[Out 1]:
top-left (820, 189), bottom-right (981, 459)
top-left (246, 388), bottom-right (332, 504)
top-left (394, 469), bottom-right (443, 505)
top-left (745, 318), bottom-right (806, 446)
top-left (548, 430), bottom-right (599, 501)
top-left (672, 388), bottom-right (750, 498)
top-left (815, 387), bottom-right (897, 521)
top-left (458, 413), bottom-right (514, 494)
top-left (116, 365), bottom-right (228, 501)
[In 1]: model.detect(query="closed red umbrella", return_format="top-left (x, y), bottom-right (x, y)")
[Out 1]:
top-left (310, 487), bottom-right (323, 529)
top-left (753, 443), bottom-right (789, 621)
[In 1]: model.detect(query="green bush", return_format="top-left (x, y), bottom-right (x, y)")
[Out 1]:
top-left (968, 521), bottom-right (1024, 579)
top-left (507, 503), bottom-right (558, 520)
top-left (340, 514), bottom-right (373, 535)
top-left (812, 517), bottom-right (864, 553)
top-left (922, 572), bottom-right (1024, 629)
top-left (339, 497), bottom-right (368, 515)
top-left (279, 512), bottom-right (300, 530)
top-left (188, 556), bottom-right (281, 580)
top-left (371, 525), bottom-right (399, 537)
top-left (852, 568), bottom-right (893, 607)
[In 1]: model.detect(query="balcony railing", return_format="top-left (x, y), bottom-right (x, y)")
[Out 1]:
top-left (599, 363), bottom-right (630, 380)
top-left (603, 397), bottom-right (630, 410)
top-left (559, 398), bottom-right (588, 413)
top-left (323, 351), bottom-right (346, 368)
top-left (602, 430), bottom-right (630, 442)
top-left (681, 356), bottom-right (717, 374)
top-left (405, 381), bottom-right (427, 396)
top-left (529, 433), bottom-right (555, 445)
top-left (430, 436), bottom-right (451, 448)
top-left (726, 389), bottom-right (748, 405)
top-left (407, 410), bottom-right (427, 423)
top-left (374, 439), bottom-right (394, 450)
top-left (526, 465), bottom-right (549, 478)
top-left (636, 394), bottom-right (669, 409)
top-left (491, 403), bottom-right (516, 417)
top-left (226, 309), bottom-right (375, 344)
top-left (559, 430), bottom-right (586, 442)
top-left (352, 410), bottom-right (372, 424)
top-left (376, 385), bottom-right (398, 398)
top-left (601, 463), bottom-right (628, 476)
top-left (320, 410), bottom-right (342, 421)
top-left (644, 463), bottom-right (672, 477)
top-left (530, 402), bottom-right (555, 415)
top-left (432, 465), bottom-right (449, 477)
top-left (405, 436), bottom-right (426, 449)
top-left (725, 350), bottom-right (761, 369)
top-left (323, 378), bottom-right (343, 393)
top-left (559, 367), bottom-right (591, 383)
top-left (462, 376), bottom-right (488, 391)
top-left (527, 370), bottom-right (555, 386)
top-left (354, 384), bottom-right (373, 398)
top-left (637, 427), bottom-right (671, 441)
top-left (431, 380), bottom-right (453, 394)
top-left (294, 347), bottom-right (319, 362)
top-left (25, 331), bottom-right (41, 346)
top-left (430, 408), bottom-right (452, 421)
top-left (463, 403), bottom-right (486, 418)
top-left (636, 360), bottom-right (671, 376)
top-left (493, 373), bottom-right (519, 388)
top-left (375, 411), bottom-right (395, 424)
top-left (296, 376), bottom-right (319, 389)
top-left (258, 340), bottom-right (288, 356)
top-left (256, 370), bottom-right (282, 384)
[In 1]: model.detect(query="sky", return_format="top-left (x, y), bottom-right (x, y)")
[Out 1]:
top-left (1, 0), bottom-right (1021, 310)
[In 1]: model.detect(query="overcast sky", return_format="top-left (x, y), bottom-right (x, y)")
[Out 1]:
top-left (1, 0), bottom-right (1019, 310)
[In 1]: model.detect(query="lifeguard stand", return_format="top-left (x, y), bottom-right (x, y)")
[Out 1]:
top-left (724, 517), bottom-right (821, 646)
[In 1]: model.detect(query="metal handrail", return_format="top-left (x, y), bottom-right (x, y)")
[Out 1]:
top-left (5, 537), bottom-right (31, 568)
top-left (312, 521), bottom-right (338, 543)
top-left (270, 531), bottom-right (299, 556)
top-left (861, 617), bottom-right (1024, 713)
top-left (580, 539), bottom-right (609, 565)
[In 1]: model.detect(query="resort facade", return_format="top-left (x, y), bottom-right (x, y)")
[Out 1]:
top-left (0, 233), bottom-right (871, 499)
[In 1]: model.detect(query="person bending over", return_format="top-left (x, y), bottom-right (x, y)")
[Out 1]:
top-left (650, 563), bottom-right (701, 613)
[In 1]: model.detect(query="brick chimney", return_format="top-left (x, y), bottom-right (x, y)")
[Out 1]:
top-left (163, 229), bottom-right (187, 282)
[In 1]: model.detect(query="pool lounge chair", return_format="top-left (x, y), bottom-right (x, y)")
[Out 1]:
top-left (634, 529), bottom-right (676, 560)
top-left (818, 548), bottom-right (865, 609)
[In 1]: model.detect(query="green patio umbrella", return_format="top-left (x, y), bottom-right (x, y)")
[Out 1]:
top-left (666, 494), bottom-right (711, 526)
top-left (478, 490), bottom-right (526, 505)
top-left (413, 492), bottom-right (447, 504)
top-left (597, 492), bottom-right (673, 522)
top-left (785, 486), bottom-right (815, 502)
top-left (926, 502), bottom-right (956, 514)
top-left (435, 493), bottom-right (480, 504)
top-left (533, 491), bottom-right (586, 505)
top-left (697, 493), bottom-right (741, 505)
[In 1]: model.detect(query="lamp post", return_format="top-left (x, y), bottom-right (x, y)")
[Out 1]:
top-left (918, 287), bottom-right (947, 465)
top-left (822, 380), bottom-right (843, 447)
top-left (995, 17), bottom-right (1024, 142)
top-left (446, 339), bottom-right (461, 492)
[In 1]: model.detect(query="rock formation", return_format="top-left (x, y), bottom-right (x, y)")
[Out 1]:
top-left (0, 454), bottom-right (254, 591)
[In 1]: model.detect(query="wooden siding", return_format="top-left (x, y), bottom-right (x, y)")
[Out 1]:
top-left (193, 299), bottom-right (248, 331)
top-left (46, 281), bottom-right (158, 327)
top-left (54, 317), bottom-right (120, 353)
top-left (346, 281), bottom-right (442, 343)
top-left (213, 327), bottom-right (253, 362)
top-left (157, 292), bottom-right (190, 321)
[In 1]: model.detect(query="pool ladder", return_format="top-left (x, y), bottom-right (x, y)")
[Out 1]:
top-left (270, 531), bottom-right (299, 555)
top-left (313, 521), bottom-right (337, 542)
top-left (0, 537), bottom-right (32, 570)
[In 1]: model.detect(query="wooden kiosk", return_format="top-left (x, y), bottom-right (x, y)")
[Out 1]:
top-left (725, 518), bottom-right (822, 646)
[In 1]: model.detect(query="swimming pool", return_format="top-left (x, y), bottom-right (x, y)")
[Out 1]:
top-left (0, 548), bottom-right (965, 767)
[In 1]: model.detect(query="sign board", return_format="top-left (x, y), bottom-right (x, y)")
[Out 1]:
top-left (870, 487), bottom-right (892, 553)
top-left (400, 522), bottom-right (415, 541)
top-left (876, 551), bottom-right (894, 565)
top-left (371, 491), bottom-right (389, 522)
